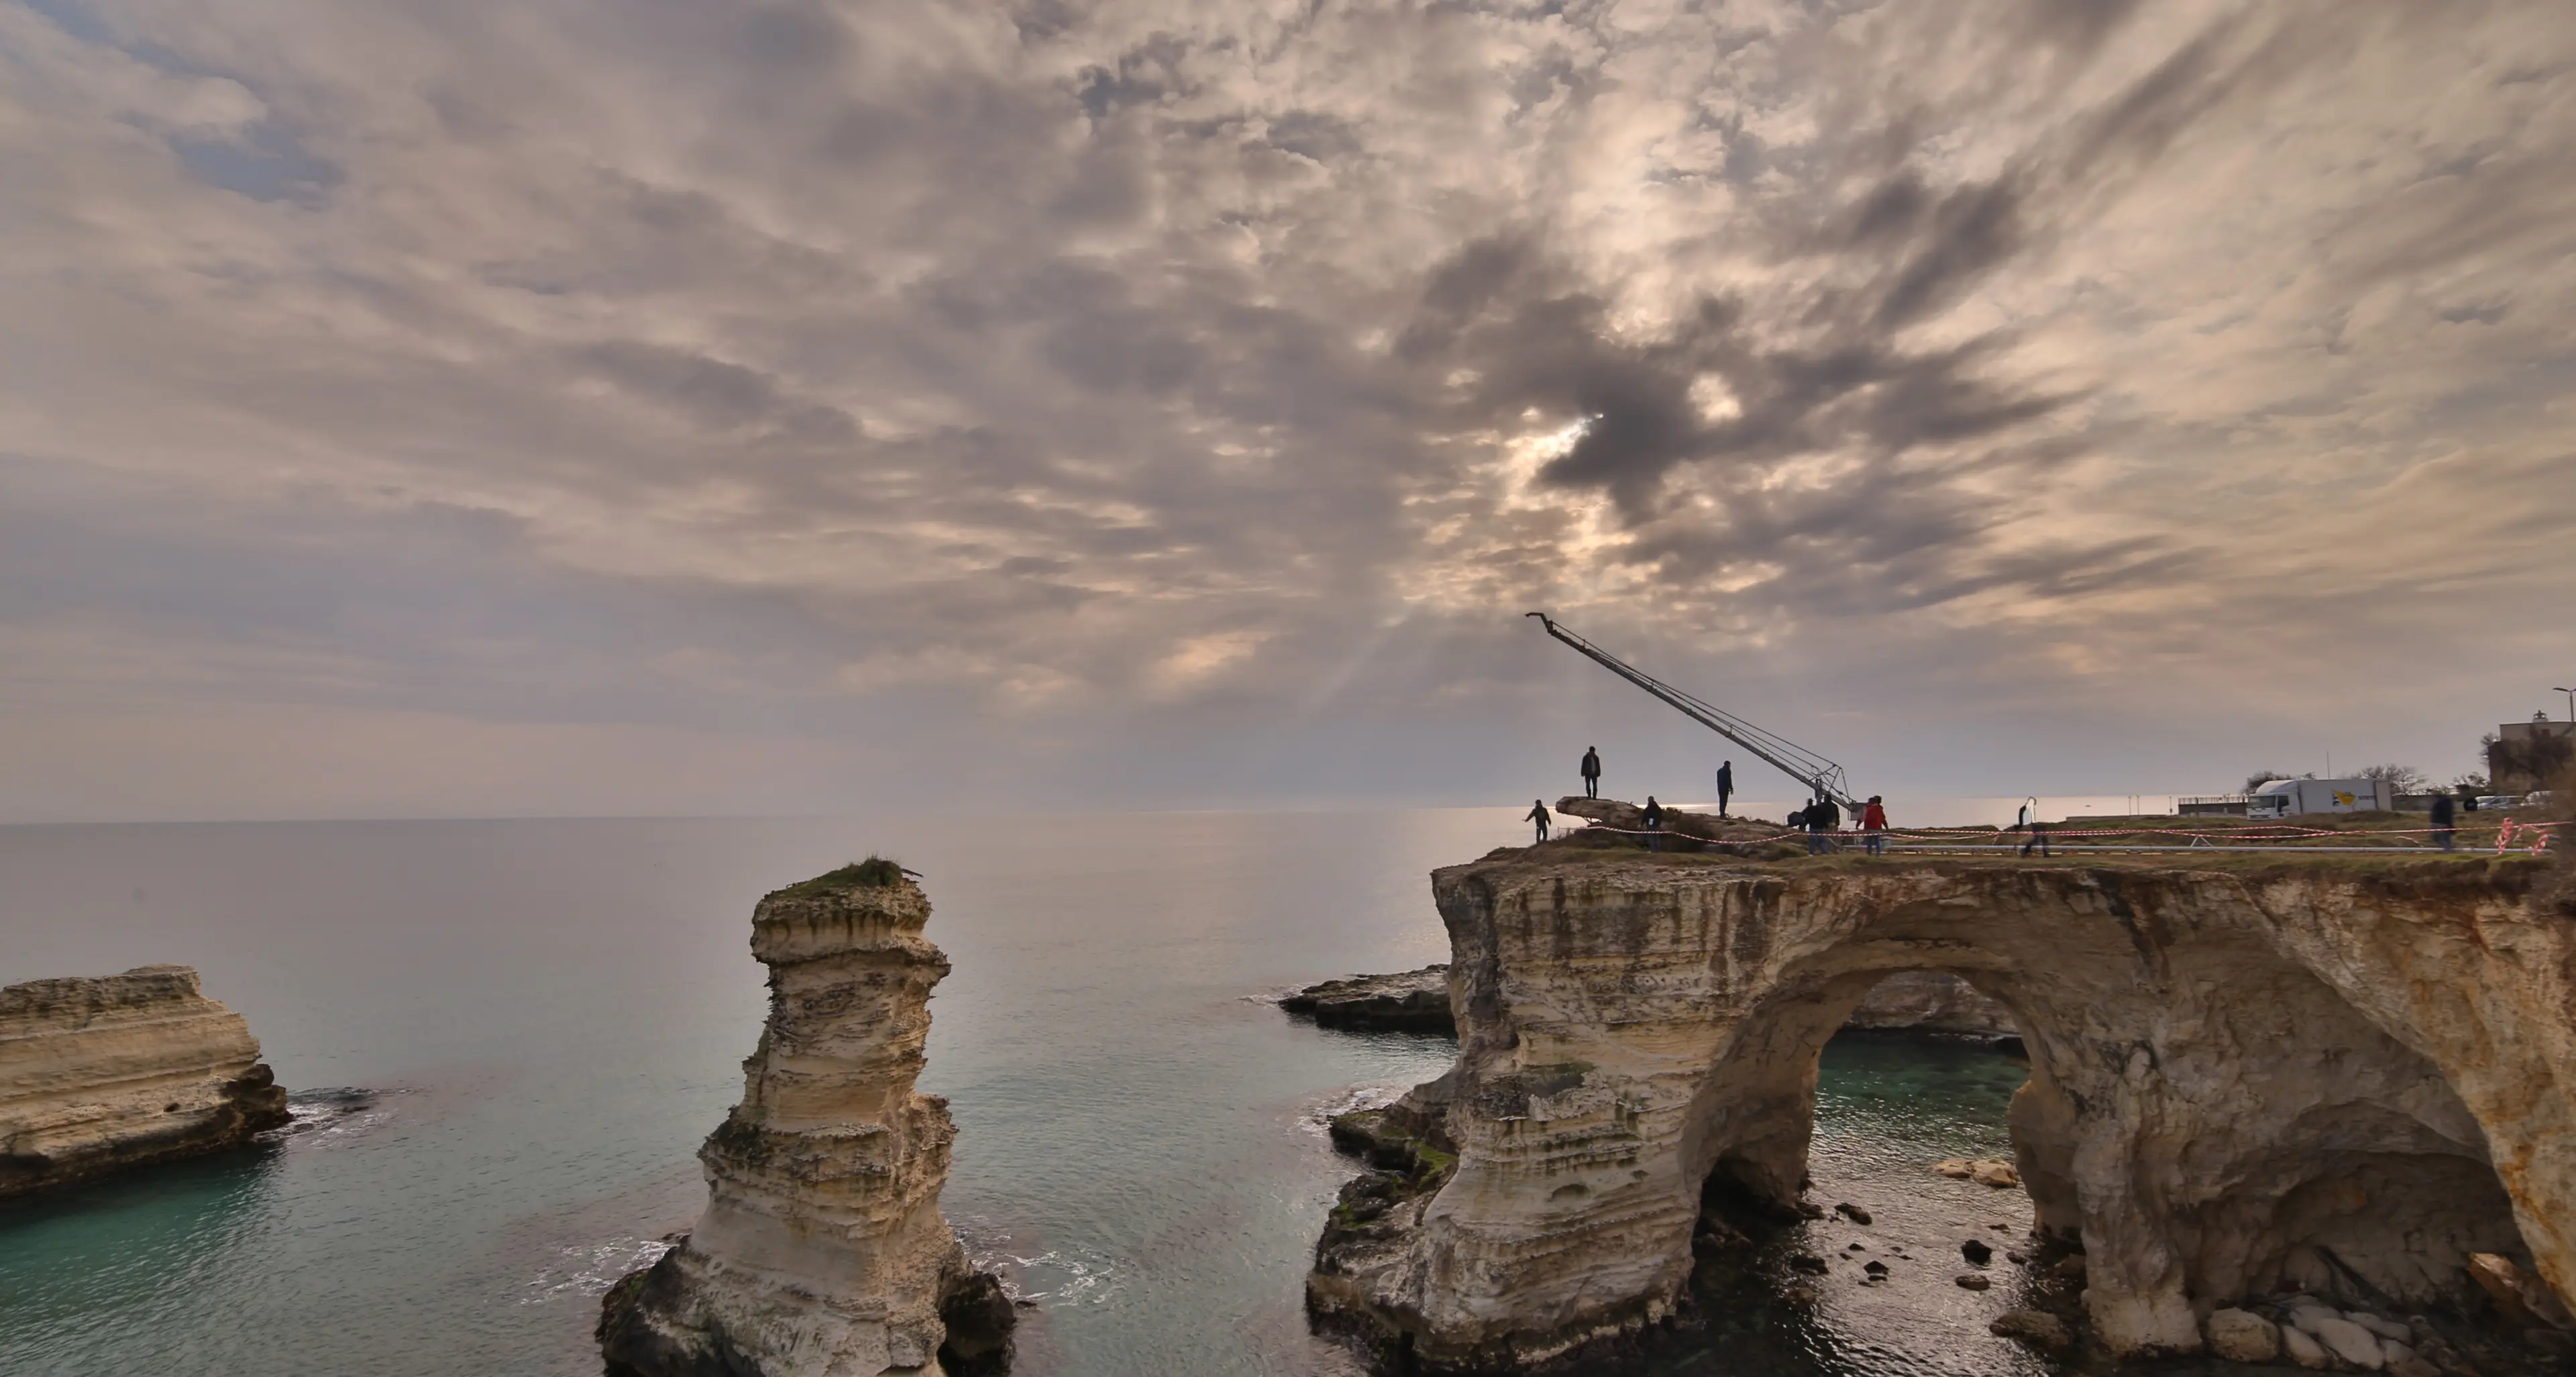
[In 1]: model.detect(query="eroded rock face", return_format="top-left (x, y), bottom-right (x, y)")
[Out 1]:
top-left (1843, 970), bottom-right (2015, 1038)
top-left (0, 965), bottom-right (288, 1196)
top-left (600, 866), bottom-right (1011, 1376)
top-left (1308, 853), bottom-right (2568, 1368)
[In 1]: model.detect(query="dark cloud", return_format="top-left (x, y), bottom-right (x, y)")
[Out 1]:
top-left (0, 0), bottom-right (2569, 818)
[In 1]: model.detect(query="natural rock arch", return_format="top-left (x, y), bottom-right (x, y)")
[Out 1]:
top-left (1309, 855), bottom-right (2567, 1368)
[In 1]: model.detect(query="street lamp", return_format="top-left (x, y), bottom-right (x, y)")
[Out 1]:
top-left (2557, 686), bottom-right (2575, 723)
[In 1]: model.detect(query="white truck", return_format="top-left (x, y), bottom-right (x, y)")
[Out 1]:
top-left (2245, 777), bottom-right (2394, 820)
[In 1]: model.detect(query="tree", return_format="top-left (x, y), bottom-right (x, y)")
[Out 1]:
top-left (2244, 770), bottom-right (2290, 793)
top-left (2359, 763), bottom-right (2428, 795)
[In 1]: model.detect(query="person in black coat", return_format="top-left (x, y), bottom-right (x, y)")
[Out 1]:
top-left (1716, 761), bottom-right (1734, 817)
top-left (2430, 791), bottom-right (2457, 851)
top-left (1526, 799), bottom-right (1552, 843)
top-left (1580, 747), bottom-right (1602, 799)
top-left (1807, 795), bottom-right (1839, 855)
top-left (1641, 795), bottom-right (1665, 851)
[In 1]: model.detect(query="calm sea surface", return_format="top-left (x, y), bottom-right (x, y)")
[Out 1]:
top-left (0, 810), bottom-right (2080, 1377)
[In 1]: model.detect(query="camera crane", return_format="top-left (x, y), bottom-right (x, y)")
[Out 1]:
top-left (1526, 611), bottom-right (1858, 811)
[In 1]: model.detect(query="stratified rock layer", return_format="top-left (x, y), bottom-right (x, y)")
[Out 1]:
top-left (601, 867), bottom-right (1010, 1376)
top-left (1309, 852), bottom-right (2570, 1368)
top-left (0, 965), bottom-right (287, 1196)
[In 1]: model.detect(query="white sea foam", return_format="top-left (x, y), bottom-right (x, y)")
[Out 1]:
top-left (951, 1213), bottom-right (1124, 1307)
top-left (257, 1089), bottom-right (392, 1147)
top-left (1297, 1083), bottom-right (1407, 1142)
top-left (519, 1236), bottom-right (674, 1304)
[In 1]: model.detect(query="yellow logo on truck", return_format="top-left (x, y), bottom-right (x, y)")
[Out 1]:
top-left (2334, 791), bottom-right (2355, 806)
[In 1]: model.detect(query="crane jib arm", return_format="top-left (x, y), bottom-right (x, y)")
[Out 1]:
top-left (1525, 612), bottom-right (1857, 809)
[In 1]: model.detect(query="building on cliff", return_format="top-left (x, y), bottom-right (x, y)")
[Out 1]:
top-left (0, 964), bottom-right (290, 1197)
top-left (599, 860), bottom-right (1014, 1377)
top-left (2489, 718), bottom-right (2575, 793)
top-left (1308, 846), bottom-right (2576, 1369)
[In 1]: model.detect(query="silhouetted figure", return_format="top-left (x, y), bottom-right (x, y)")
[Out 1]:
top-left (1862, 795), bottom-right (1889, 856)
top-left (2430, 791), bottom-right (2457, 852)
top-left (1526, 800), bottom-right (1552, 843)
top-left (1807, 795), bottom-right (1839, 855)
top-left (1716, 761), bottom-right (1734, 817)
top-left (1642, 795), bottom-right (1665, 852)
top-left (2021, 810), bottom-right (2051, 858)
top-left (1580, 747), bottom-right (1601, 799)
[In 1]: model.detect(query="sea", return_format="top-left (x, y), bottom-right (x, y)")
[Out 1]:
top-left (0, 802), bottom-right (2174, 1377)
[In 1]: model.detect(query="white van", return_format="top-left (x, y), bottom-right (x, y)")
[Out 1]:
top-left (2245, 777), bottom-right (2395, 820)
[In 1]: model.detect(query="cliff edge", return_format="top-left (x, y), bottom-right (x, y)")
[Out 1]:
top-left (1309, 847), bottom-right (2571, 1370)
top-left (0, 965), bottom-right (288, 1197)
top-left (600, 861), bottom-right (1012, 1377)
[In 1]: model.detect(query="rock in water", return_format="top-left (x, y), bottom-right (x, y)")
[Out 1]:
top-left (0, 965), bottom-right (288, 1196)
top-left (1279, 966), bottom-right (1455, 1034)
top-left (2204, 1308), bottom-right (2280, 1362)
top-left (2280, 1322), bottom-right (2331, 1369)
top-left (1989, 1310), bottom-right (2074, 1353)
top-left (599, 863), bottom-right (1012, 1376)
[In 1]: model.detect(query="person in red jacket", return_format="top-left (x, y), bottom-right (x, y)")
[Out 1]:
top-left (1861, 795), bottom-right (1890, 856)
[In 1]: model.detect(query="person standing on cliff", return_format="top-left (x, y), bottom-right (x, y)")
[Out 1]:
top-left (1716, 761), bottom-right (1734, 818)
top-left (2430, 791), bottom-right (2457, 851)
top-left (1861, 795), bottom-right (1889, 856)
top-left (1641, 795), bottom-right (1665, 851)
top-left (1807, 795), bottom-right (1839, 855)
top-left (1526, 799), bottom-right (1552, 843)
top-left (1580, 747), bottom-right (1601, 800)
top-left (2021, 811), bottom-right (2051, 858)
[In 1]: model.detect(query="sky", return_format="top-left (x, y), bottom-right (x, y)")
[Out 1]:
top-left (1, 0), bottom-right (2571, 823)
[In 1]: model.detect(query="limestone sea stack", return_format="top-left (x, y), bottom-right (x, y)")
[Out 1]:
top-left (600, 860), bottom-right (1012, 1377)
top-left (1, 965), bottom-right (289, 1196)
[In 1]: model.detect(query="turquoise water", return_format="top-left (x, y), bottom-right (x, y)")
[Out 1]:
top-left (1, 814), bottom-right (2039, 1376)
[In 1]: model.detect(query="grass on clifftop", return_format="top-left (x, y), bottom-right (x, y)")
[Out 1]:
top-left (770, 855), bottom-right (913, 899)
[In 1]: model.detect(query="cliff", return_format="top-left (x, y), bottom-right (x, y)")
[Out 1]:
top-left (1308, 848), bottom-right (2571, 1369)
top-left (0, 965), bottom-right (288, 1196)
top-left (600, 861), bottom-right (1011, 1377)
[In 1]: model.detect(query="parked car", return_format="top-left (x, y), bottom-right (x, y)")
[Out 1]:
top-left (2476, 795), bottom-right (2524, 811)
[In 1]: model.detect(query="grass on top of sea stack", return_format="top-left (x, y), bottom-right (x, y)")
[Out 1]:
top-left (767, 856), bottom-right (913, 901)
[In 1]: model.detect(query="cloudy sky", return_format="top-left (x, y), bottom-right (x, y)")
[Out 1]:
top-left (2, 0), bottom-right (2570, 822)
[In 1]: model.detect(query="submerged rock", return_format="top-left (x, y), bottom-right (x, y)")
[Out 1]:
top-left (0, 965), bottom-right (288, 1196)
top-left (1990, 1309), bottom-right (2075, 1353)
top-left (599, 862), bottom-right (1012, 1377)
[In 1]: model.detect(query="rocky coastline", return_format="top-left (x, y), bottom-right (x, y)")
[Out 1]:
top-left (1285, 965), bottom-right (2015, 1042)
top-left (598, 860), bottom-right (1014, 1377)
top-left (1, 965), bottom-right (288, 1197)
top-left (1305, 827), bottom-right (2576, 1373)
